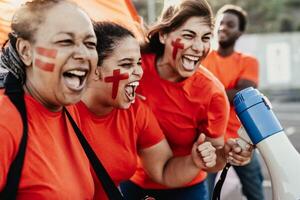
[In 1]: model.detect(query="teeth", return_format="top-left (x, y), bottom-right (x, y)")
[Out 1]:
top-left (183, 55), bottom-right (200, 62)
top-left (67, 70), bottom-right (86, 77)
top-left (127, 81), bottom-right (139, 87)
top-left (125, 81), bottom-right (139, 101)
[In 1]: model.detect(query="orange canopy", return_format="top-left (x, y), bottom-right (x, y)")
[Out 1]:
top-left (0, 0), bottom-right (144, 45)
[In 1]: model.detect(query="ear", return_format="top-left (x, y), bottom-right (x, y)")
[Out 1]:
top-left (16, 38), bottom-right (33, 66)
top-left (158, 31), bottom-right (167, 44)
top-left (93, 67), bottom-right (102, 81)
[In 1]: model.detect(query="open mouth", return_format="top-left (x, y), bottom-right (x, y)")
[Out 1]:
top-left (63, 69), bottom-right (88, 91)
top-left (124, 81), bottom-right (139, 102)
top-left (182, 55), bottom-right (200, 71)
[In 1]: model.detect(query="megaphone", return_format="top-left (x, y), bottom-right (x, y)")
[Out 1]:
top-left (233, 87), bottom-right (300, 200)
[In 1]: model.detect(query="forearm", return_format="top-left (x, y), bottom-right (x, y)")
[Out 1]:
top-left (159, 155), bottom-right (201, 188)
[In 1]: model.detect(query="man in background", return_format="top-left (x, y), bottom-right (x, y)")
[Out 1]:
top-left (203, 4), bottom-right (265, 200)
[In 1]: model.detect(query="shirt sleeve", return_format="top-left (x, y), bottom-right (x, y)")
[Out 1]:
top-left (201, 91), bottom-right (230, 138)
top-left (239, 56), bottom-right (259, 84)
top-left (136, 101), bottom-right (165, 149)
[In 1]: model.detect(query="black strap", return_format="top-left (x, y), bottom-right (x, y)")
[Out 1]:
top-left (0, 73), bottom-right (28, 200)
top-left (212, 163), bottom-right (231, 200)
top-left (64, 107), bottom-right (125, 200)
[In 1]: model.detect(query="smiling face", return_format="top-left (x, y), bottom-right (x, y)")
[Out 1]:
top-left (92, 36), bottom-right (142, 111)
top-left (217, 12), bottom-right (242, 48)
top-left (159, 16), bottom-right (212, 80)
top-left (24, 2), bottom-right (97, 110)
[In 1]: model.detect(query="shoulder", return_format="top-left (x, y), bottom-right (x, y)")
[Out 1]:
top-left (192, 66), bottom-right (225, 92)
top-left (131, 97), bottom-right (152, 117)
top-left (236, 51), bottom-right (259, 64)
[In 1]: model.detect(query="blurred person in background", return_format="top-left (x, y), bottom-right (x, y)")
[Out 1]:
top-left (202, 4), bottom-right (264, 200)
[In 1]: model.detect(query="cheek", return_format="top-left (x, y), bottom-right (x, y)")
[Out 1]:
top-left (104, 69), bottom-right (129, 99)
top-left (203, 43), bottom-right (211, 57)
top-left (34, 47), bottom-right (58, 72)
top-left (171, 38), bottom-right (184, 60)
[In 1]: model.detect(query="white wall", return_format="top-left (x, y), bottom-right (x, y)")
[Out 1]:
top-left (235, 32), bottom-right (300, 90)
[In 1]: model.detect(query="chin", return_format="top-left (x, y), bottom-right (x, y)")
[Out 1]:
top-left (180, 70), bottom-right (196, 78)
top-left (62, 93), bottom-right (82, 106)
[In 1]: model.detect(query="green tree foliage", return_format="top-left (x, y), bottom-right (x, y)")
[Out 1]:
top-left (133, 0), bottom-right (300, 33)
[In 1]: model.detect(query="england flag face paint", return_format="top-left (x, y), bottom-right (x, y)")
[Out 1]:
top-left (104, 69), bottom-right (129, 99)
top-left (162, 16), bottom-right (212, 80)
top-left (35, 47), bottom-right (58, 72)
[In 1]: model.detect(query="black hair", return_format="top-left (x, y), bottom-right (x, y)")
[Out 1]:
top-left (217, 4), bottom-right (247, 32)
top-left (93, 21), bottom-right (135, 66)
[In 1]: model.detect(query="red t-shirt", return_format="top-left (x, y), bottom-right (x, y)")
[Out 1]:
top-left (202, 50), bottom-right (259, 138)
top-left (76, 98), bottom-right (165, 199)
top-left (0, 94), bottom-right (94, 199)
top-left (130, 53), bottom-right (230, 189)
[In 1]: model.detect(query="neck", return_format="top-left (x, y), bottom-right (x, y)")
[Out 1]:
top-left (81, 89), bottom-right (114, 116)
top-left (156, 55), bottom-right (185, 82)
top-left (24, 80), bottom-right (62, 112)
top-left (217, 45), bottom-right (235, 57)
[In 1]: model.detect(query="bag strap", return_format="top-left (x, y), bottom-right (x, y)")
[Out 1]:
top-left (212, 163), bottom-right (231, 200)
top-left (63, 107), bottom-right (125, 200)
top-left (0, 73), bottom-right (28, 200)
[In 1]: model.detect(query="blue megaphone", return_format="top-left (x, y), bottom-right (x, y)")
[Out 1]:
top-left (234, 87), bottom-right (300, 200)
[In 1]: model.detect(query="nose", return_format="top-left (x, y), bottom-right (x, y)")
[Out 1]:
top-left (191, 39), bottom-right (204, 53)
top-left (133, 64), bottom-right (143, 78)
top-left (72, 43), bottom-right (90, 61)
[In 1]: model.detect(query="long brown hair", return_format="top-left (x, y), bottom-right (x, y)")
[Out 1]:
top-left (142, 0), bottom-right (214, 56)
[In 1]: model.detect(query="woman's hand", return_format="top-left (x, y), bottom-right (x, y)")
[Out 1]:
top-left (191, 133), bottom-right (217, 169)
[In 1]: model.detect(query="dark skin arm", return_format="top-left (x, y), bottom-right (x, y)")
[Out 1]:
top-left (226, 79), bottom-right (257, 104)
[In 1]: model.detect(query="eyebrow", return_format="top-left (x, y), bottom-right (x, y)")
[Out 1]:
top-left (182, 29), bottom-right (196, 35)
top-left (118, 58), bottom-right (134, 62)
top-left (56, 32), bottom-right (96, 40)
top-left (118, 57), bottom-right (141, 63)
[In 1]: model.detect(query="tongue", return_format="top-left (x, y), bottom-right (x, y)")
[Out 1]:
top-left (182, 57), bottom-right (195, 71)
top-left (64, 76), bottom-right (80, 89)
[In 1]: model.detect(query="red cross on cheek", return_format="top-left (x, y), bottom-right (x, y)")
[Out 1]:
top-left (104, 69), bottom-right (129, 99)
top-left (34, 47), bottom-right (58, 72)
top-left (171, 38), bottom-right (184, 60)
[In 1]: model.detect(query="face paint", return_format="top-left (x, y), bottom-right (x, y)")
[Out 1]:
top-left (35, 59), bottom-right (55, 72)
top-left (104, 69), bottom-right (129, 99)
top-left (171, 38), bottom-right (184, 60)
top-left (34, 47), bottom-right (57, 72)
top-left (36, 47), bottom-right (57, 58)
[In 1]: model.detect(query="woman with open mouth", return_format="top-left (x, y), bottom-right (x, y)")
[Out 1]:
top-left (120, 0), bottom-right (254, 200)
top-left (78, 22), bottom-right (222, 200)
top-left (0, 0), bottom-right (98, 199)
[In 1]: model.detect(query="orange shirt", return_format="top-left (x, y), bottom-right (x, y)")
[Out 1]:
top-left (76, 99), bottom-right (165, 199)
top-left (0, 93), bottom-right (94, 199)
top-left (202, 50), bottom-right (259, 138)
top-left (130, 53), bottom-right (230, 189)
